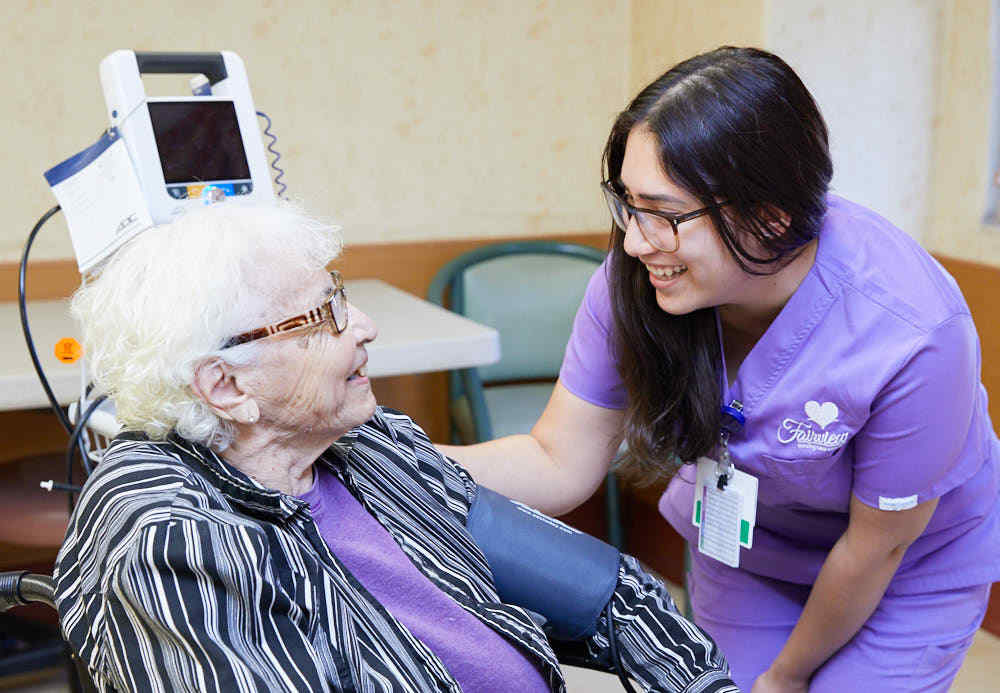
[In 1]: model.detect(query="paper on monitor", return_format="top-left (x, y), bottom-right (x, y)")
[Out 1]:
top-left (44, 128), bottom-right (153, 274)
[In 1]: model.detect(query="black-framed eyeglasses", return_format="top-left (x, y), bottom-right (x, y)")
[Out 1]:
top-left (223, 270), bottom-right (349, 348)
top-left (601, 181), bottom-right (728, 253)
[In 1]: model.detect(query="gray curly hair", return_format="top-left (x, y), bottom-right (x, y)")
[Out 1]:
top-left (71, 202), bottom-right (342, 449)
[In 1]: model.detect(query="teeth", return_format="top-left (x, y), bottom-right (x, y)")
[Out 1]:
top-left (648, 265), bottom-right (687, 278)
top-left (348, 365), bottom-right (368, 381)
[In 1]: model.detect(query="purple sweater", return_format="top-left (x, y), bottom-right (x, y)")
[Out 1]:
top-left (300, 464), bottom-right (549, 692)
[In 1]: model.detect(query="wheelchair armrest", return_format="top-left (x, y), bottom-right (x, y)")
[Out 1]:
top-left (0, 571), bottom-right (56, 611)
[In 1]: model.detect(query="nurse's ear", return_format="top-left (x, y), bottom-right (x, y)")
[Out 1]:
top-left (758, 204), bottom-right (791, 238)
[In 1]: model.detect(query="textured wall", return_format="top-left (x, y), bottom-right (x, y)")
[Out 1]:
top-left (4, 1), bottom-right (628, 262)
top-left (767, 0), bottom-right (943, 243)
top-left (8, 1), bottom-right (995, 266)
top-left (629, 0), bottom-right (765, 94)
top-left (631, 1), bottom-right (998, 267)
top-left (925, 0), bottom-right (997, 264)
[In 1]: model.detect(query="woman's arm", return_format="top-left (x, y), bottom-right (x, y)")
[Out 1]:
top-left (438, 381), bottom-right (625, 516)
top-left (752, 493), bottom-right (939, 692)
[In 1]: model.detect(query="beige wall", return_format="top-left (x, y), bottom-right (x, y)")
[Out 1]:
top-left (629, 0), bottom-right (998, 267)
top-left (768, 1), bottom-right (943, 243)
top-left (926, 0), bottom-right (997, 264)
top-left (7, 1), bottom-right (995, 266)
top-left (3, 1), bottom-right (629, 263)
top-left (629, 0), bottom-right (765, 94)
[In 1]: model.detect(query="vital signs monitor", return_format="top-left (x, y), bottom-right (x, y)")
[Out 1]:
top-left (46, 50), bottom-right (277, 273)
top-left (100, 50), bottom-right (275, 222)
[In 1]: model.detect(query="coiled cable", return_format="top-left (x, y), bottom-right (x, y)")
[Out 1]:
top-left (256, 110), bottom-right (287, 198)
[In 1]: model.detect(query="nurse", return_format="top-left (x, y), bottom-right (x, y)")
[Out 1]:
top-left (440, 46), bottom-right (1000, 691)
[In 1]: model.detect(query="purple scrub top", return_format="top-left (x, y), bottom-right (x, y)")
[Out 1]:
top-left (560, 194), bottom-right (1000, 594)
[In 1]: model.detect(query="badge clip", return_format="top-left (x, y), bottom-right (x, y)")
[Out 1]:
top-left (716, 400), bottom-right (744, 490)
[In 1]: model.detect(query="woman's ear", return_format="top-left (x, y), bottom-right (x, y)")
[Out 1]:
top-left (760, 204), bottom-right (791, 237)
top-left (192, 360), bottom-right (259, 424)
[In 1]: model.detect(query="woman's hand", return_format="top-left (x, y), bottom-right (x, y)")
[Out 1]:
top-left (750, 667), bottom-right (809, 693)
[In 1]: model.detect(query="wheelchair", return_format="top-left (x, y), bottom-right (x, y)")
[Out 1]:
top-left (0, 399), bottom-right (113, 692)
top-left (0, 571), bottom-right (96, 692)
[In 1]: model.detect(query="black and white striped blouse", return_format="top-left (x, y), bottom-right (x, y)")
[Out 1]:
top-left (55, 407), bottom-right (736, 692)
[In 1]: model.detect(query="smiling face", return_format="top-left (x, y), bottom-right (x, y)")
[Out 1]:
top-left (619, 126), bottom-right (757, 317)
top-left (241, 268), bottom-right (378, 440)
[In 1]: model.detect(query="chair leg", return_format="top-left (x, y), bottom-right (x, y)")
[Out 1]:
top-left (604, 472), bottom-right (626, 551)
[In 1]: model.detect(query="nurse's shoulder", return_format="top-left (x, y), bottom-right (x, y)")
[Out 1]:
top-left (816, 194), bottom-right (970, 332)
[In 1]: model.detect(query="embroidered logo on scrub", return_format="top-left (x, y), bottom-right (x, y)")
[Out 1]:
top-left (777, 401), bottom-right (849, 451)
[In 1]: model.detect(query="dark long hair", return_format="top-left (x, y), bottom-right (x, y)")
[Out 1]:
top-left (605, 47), bottom-right (833, 482)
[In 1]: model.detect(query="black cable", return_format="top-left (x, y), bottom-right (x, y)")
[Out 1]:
top-left (19, 205), bottom-right (73, 435)
top-left (66, 450), bottom-right (73, 515)
top-left (41, 481), bottom-right (82, 493)
top-left (61, 395), bottom-right (108, 515)
top-left (606, 599), bottom-right (637, 692)
top-left (61, 396), bottom-right (102, 515)
top-left (64, 395), bottom-right (105, 513)
top-left (19, 205), bottom-right (97, 512)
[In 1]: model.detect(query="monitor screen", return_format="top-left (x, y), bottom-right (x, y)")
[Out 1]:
top-left (147, 100), bottom-right (251, 185)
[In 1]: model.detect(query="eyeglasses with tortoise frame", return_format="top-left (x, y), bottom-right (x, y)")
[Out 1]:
top-left (601, 180), bottom-right (729, 253)
top-left (223, 271), bottom-right (349, 348)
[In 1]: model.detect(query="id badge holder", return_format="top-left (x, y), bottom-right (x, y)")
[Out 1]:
top-left (697, 471), bottom-right (743, 567)
top-left (691, 402), bottom-right (758, 566)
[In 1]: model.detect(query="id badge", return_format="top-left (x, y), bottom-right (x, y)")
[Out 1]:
top-left (693, 457), bottom-right (758, 551)
top-left (698, 483), bottom-right (743, 567)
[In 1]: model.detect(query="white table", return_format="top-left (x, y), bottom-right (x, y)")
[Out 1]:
top-left (0, 279), bottom-right (500, 412)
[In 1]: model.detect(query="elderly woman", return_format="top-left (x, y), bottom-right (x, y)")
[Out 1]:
top-left (55, 202), bottom-right (736, 693)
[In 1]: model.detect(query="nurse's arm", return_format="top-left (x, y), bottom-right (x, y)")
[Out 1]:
top-left (437, 381), bottom-right (624, 516)
top-left (755, 493), bottom-right (938, 691)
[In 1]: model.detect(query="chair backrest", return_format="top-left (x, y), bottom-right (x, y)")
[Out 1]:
top-left (428, 240), bottom-right (605, 442)
top-left (428, 240), bottom-right (605, 384)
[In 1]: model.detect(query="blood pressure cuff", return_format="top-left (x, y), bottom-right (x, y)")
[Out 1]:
top-left (466, 486), bottom-right (621, 641)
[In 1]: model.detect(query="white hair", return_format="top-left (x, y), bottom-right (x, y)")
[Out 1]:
top-left (72, 201), bottom-right (342, 449)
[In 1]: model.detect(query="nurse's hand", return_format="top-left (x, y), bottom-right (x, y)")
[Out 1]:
top-left (750, 668), bottom-right (808, 693)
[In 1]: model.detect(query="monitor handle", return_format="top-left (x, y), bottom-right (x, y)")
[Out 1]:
top-left (134, 52), bottom-right (227, 85)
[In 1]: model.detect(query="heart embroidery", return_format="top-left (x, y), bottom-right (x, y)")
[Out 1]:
top-left (804, 401), bottom-right (838, 429)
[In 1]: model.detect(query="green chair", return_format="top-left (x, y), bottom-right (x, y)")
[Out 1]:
top-left (428, 240), bottom-right (625, 550)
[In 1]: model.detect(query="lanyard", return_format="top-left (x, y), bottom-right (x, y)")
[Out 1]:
top-left (716, 399), bottom-right (745, 490)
